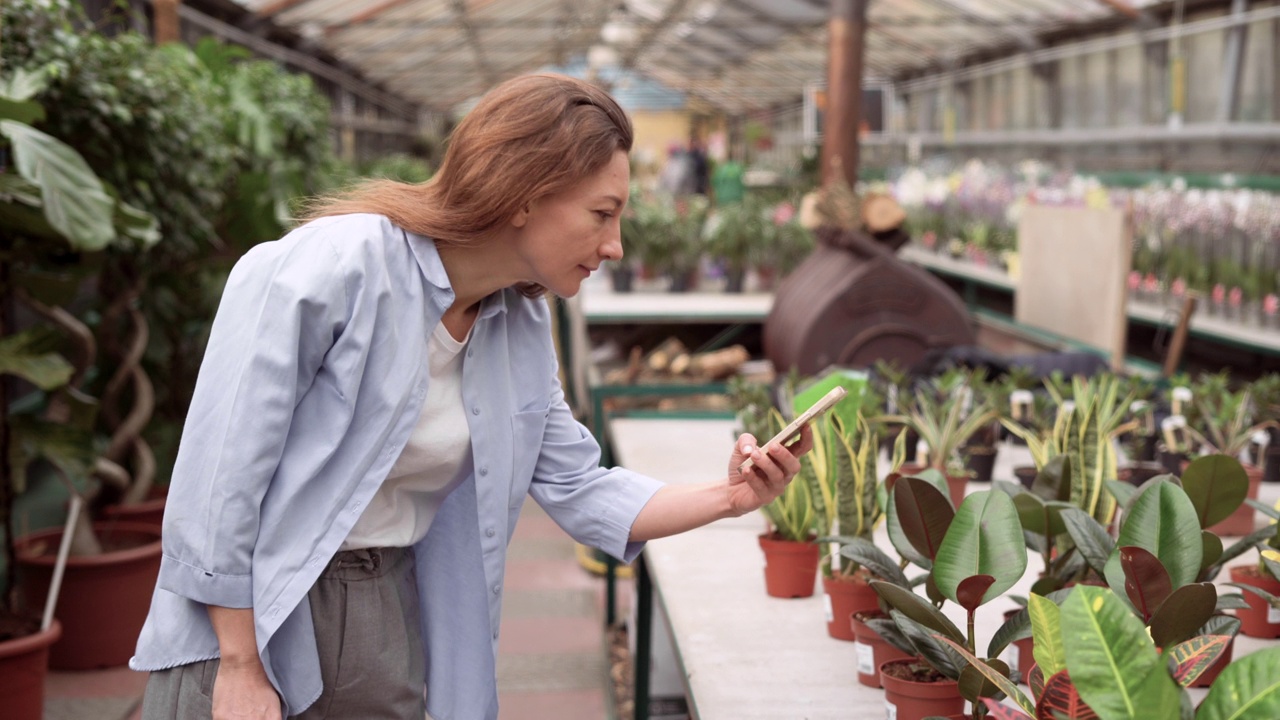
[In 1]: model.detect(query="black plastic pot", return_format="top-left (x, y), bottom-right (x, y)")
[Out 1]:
top-left (610, 265), bottom-right (634, 293)
top-left (1158, 449), bottom-right (1187, 476)
top-left (964, 446), bottom-right (997, 483)
top-left (724, 267), bottom-right (746, 293)
top-left (1265, 446), bottom-right (1280, 484)
top-left (1014, 465), bottom-right (1038, 489)
top-left (1120, 462), bottom-right (1165, 486)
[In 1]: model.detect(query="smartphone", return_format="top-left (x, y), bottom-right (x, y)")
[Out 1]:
top-left (738, 385), bottom-right (848, 472)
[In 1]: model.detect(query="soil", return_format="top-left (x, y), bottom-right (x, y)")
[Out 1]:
top-left (852, 609), bottom-right (890, 623)
top-left (0, 609), bottom-right (41, 643)
top-left (880, 659), bottom-right (950, 683)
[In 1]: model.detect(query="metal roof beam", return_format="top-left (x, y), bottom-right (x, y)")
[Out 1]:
top-left (451, 0), bottom-right (497, 87)
top-left (621, 0), bottom-right (691, 69)
top-left (255, 0), bottom-right (317, 18)
top-left (325, 0), bottom-right (417, 36)
top-left (1093, 0), bottom-right (1141, 20)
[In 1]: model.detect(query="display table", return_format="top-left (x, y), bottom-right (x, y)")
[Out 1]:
top-left (610, 417), bottom-right (1278, 720)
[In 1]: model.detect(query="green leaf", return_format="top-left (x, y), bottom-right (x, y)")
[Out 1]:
top-left (0, 95), bottom-right (45, 125)
top-left (1201, 531), bottom-right (1225, 579)
top-left (8, 415), bottom-right (97, 494)
top-left (934, 635), bottom-right (1034, 714)
top-left (988, 607), bottom-right (1031, 659)
top-left (959, 660), bottom-right (1009, 703)
top-left (935, 490), bottom-right (1027, 608)
top-left (1181, 455), bottom-right (1249, 530)
top-left (1032, 454), bottom-right (1073, 503)
top-left (887, 482), bottom-right (933, 569)
top-left (838, 537), bottom-right (910, 587)
top-left (1062, 586), bottom-right (1165, 720)
top-left (890, 610), bottom-right (963, 679)
top-left (0, 67), bottom-right (51, 102)
top-left (1119, 546), bottom-right (1173, 623)
top-left (0, 329), bottom-right (73, 389)
top-left (1107, 479), bottom-right (1139, 509)
top-left (1169, 635), bottom-right (1232, 688)
top-left (1195, 647), bottom-right (1280, 720)
top-left (0, 120), bottom-right (116, 250)
top-left (1028, 592), bottom-right (1067, 678)
top-left (1149, 583), bottom-right (1217, 648)
top-left (1062, 507), bottom-right (1116, 578)
top-left (869, 580), bottom-right (965, 645)
top-left (1105, 480), bottom-right (1203, 596)
top-left (895, 475), bottom-right (956, 562)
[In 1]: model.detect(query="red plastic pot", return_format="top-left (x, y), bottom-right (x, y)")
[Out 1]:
top-left (16, 522), bottom-right (162, 669)
top-left (821, 575), bottom-right (880, 641)
top-left (1001, 608), bottom-right (1035, 685)
top-left (758, 533), bottom-right (819, 599)
top-left (0, 620), bottom-right (62, 720)
top-left (880, 658), bottom-right (965, 720)
top-left (851, 613), bottom-right (913, 688)
top-left (100, 486), bottom-right (168, 530)
top-left (1230, 565), bottom-right (1280, 638)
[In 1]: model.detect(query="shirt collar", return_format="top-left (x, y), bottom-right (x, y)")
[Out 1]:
top-left (403, 228), bottom-right (509, 318)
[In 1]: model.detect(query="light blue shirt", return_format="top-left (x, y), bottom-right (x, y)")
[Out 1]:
top-left (130, 214), bottom-right (665, 720)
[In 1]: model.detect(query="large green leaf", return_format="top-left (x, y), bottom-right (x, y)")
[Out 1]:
top-left (886, 483), bottom-right (932, 569)
top-left (1062, 586), bottom-right (1177, 720)
top-left (894, 475), bottom-right (955, 562)
top-left (0, 67), bottom-right (50, 102)
top-left (1032, 454), bottom-right (1073, 503)
top-left (1104, 480), bottom-right (1203, 596)
top-left (0, 119), bottom-right (116, 250)
top-left (838, 537), bottom-right (910, 588)
top-left (869, 580), bottom-right (965, 645)
top-left (890, 610), bottom-right (964, 679)
top-left (1181, 455), bottom-right (1249, 530)
top-left (934, 490), bottom-right (1027, 609)
top-left (1196, 647), bottom-right (1280, 720)
top-left (1061, 507), bottom-right (1116, 578)
top-left (1028, 592), bottom-right (1067, 678)
top-left (8, 415), bottom-right (97, 494)
top-left (0, 329), bottom-right (74, 390)
top-left (1169, 635), bottom-right (1232, 688)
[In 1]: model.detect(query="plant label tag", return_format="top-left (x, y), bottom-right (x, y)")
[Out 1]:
top-left (823, 594), bottom-right (833, 623)
top-left (855, 641), bottom-right (874, 675)
top-left (1000, 644), bottom-right (1020, 675)
top-left (1268, 605), bottom-right (1280, 624)
top-left (884, 699), bottom-right (897, 720)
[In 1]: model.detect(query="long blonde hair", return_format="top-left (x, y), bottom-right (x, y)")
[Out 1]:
top-left (301, 74), bottom-right (634, 297)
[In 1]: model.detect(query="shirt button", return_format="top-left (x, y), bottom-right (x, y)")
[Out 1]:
top-left (479, 466), bottom-right (489, 476)
top-left (486, 528), bottom-right (496, 538)
top-left (269, 606), bottom-right (280, 617)
top-left (492, 631), bottom-right (498, 640)
top-left (467, 349), bottom-right (474, 358)
top-left (308, 556), bottom-right (319, 567)
top-left (492, 584), bottom-right (500, 595)
top-left (472, 407), bottom-right (480, 416)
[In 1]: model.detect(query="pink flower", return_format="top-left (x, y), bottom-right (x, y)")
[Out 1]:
top-left (1212, 284), bottom-right (1226, 304)
top-left (1266, 294), bottom-right (1279, 315)
top-left (1128, 271), bottom-right (1141, 291)
top-left (1143, 273), bottom-right (1159, 293)
top-left (1228, 287), bottom-right (1242, 307)
top-left (772, 202), bottom-right (795, 226)
top-left (1171, 278), bottom-right (1187, 297)
top-left (922, 231), bottom-right (937, 248)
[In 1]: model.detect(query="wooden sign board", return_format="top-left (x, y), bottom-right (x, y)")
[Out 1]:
top-left (1015, 205), bottom-right (1131, 371)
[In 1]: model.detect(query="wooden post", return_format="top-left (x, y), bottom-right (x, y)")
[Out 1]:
top-left (153, 0), bottom-right (182, 44)
top-left (821, 0), bottom-right (868, 188)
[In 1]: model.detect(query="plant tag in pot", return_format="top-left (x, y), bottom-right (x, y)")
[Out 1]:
top-left (823, 593), bottom-right (833, 623)
top-left (855, 641), bottom-right (874, 675)
top-left (884, 700), bottom-right (897, 720)
top-left (1269, 605), bottom-right (1280, 624)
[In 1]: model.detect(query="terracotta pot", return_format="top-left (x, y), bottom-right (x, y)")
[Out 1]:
top-left (0, 620), bottom-right (62, 720)
top-left (1206, 464), bottom-right (1262, 537)
top-left (821, 575), bottom-right (880, 641)
top-left (851, 613), bottom-right (912, 688)
top-left (16, 522), bottom-right (163, 669)
top-left (1230, 565), bottom-right (1280, 638)
top-left (758, 533), bottom-right (819, 599)
top-left (100, 496), bottom-right (167, 530)
top-left (880, 658), bottom-right (965, 720)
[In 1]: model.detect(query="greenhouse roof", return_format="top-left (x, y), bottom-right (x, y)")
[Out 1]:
top-left (233, 0), bottom-right (1165, 113)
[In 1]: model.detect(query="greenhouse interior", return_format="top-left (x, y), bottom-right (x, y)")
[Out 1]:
top-left (3, 0), bottom-right (1280, 719)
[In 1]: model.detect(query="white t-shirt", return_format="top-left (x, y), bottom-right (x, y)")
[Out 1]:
top-left (341, 322), bottom-right (472, 550)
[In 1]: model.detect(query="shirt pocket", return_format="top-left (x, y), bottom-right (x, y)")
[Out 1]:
top-left (509, 406), bottom-right (550, 508)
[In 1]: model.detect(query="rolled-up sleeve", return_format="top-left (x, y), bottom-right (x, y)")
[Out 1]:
top-left (157, 234), bottom-right (348, 608)
top-left (526, 375), bottom-right (665, 564)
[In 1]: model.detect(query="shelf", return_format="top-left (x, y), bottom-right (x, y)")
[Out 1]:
top-left (900, 245), bottom-right (1280, 355)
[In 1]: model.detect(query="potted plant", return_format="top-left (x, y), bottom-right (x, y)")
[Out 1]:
top-left (1188, 375), bottom-right (1274, 536)
top-left (957, 585), bottom-right (1271, 720)
top-left (1227, 498), bottom-right (1280, 638)
top-left (704, 199), bottom-right (762, 293)
top-left (0, 64), bottom-right (160, 715)
top-left (811, 413), bottom-right (883, 640)
top-left (869, 482), bottom-right (1028, 720)
top-left (892, 368), bottom-right (998, 507)
top-left (963, 369), bottom-right (1005, 483)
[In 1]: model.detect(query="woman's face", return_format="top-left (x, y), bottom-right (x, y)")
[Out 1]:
top-left (513, 149), bottom-right (629, 297)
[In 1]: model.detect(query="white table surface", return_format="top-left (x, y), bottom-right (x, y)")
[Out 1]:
top-left (610, 417), bottom-right (1277, 720)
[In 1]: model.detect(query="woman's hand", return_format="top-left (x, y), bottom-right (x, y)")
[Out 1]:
top-left (213, 657), bottom-right (282, 720)
top-left (725, 425), bottom-right (814, 515)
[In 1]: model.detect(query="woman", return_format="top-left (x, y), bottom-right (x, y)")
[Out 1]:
top-left (131, 74), bottom-right (812, 720)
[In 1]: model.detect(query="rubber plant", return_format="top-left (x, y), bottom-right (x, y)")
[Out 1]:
top-left (869, 480), bottom-right (1028, 720)
top-left (0, 67), bottom-right (157, 630)
top-left (964, 585), bottom-right (1280, 720)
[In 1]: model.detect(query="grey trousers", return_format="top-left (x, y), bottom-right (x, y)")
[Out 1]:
top-left (141, 547), bottom-right (426, 719)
